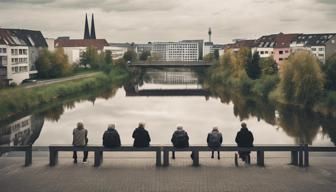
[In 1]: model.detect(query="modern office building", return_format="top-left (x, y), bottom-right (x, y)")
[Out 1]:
top-left (151, 41), bottom-right (199, 62)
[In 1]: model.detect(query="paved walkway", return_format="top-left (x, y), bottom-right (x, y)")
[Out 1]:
top-left (23, 72), bottom-right (100, 89)
top-left (0, 153), bottom-right (336, 192)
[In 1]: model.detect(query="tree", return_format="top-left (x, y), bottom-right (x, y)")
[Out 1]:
top-left (123, 49), bottom-right (137, 62)
top-left (101, 50), bottom-right (113, 74)
top-left (260, 57), bottom-right (278, 75)
top-left (278, 51), bottom-right (324, 106)
top-left (203, 53), bottom-right (214, 62)
top-left (214, 49), bottom-right (220, 60)
top-left (35, 48), bottom-right (71, 78)
top-left (245, 51), bottom-right (261, 79)
top-left (323, 54), bottom-right (336, 90)
top-left (80, 46), bottom-right (101, 69)
top-left (139, 51), bottom-right (151, 61)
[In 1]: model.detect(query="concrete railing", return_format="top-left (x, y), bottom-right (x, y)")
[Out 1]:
top-left (1, 145), bottom-right (335, 168)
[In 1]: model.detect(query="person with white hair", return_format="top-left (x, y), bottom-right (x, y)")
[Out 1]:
top-left (171, 125), bottom-right (190, 159)
top-left (207, 127), bottom-right (223, 159)
top-left (72, 122), bottom-right (88, 164)
top-left (132, 122), bottom-right (151, 147)
top-left (103, 124), bottom-right (121, 148)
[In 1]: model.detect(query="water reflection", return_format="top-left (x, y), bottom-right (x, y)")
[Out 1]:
top-left (0, 115), bottom-right (44, 147)
top-left (0, 67), bottom-right (335, 146)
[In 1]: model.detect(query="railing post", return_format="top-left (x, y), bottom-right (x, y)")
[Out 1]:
top-left (94, 151), bottom-right (102, 167)
top-left (257, 150), bottom-right (264, 167)
top-left (156, 149), bottom-right (161, 167)
top-left (49, 148), bottom-right (58, 166)
top-left (291, 151), bottom-right (298, 166)
top-left (25, 146), bottom-right (32, 167)
top-left (298, 146), bottom-right (303, 167)
top-left (163, 148), bottom-right (169, 167)
top-left (192, 150), bottom-right (199, 167)
top-left (304, 144), bottom-right (309, 167)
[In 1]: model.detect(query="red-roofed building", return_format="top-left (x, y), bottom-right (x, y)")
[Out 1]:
top-left (273, 33), bottom-right (299, 65)
top-left (55, 38), bottom-right (109, 64)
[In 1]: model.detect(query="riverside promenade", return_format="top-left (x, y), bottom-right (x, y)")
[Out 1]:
top-left (0, 153), bottom-right (336, 192)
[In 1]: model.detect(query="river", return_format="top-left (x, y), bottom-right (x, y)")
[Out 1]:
top-left (0, 67), bottom-right (335, 147)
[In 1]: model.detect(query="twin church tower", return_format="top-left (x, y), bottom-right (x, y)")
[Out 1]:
top-left (84, 13), bottom-right (96, 39)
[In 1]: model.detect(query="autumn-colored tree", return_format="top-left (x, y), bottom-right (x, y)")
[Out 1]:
top-left (278, 51), bottom-right (324, 106)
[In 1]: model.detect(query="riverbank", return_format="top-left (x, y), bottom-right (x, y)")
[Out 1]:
top-left (0, 68), bottom-right (129, 121)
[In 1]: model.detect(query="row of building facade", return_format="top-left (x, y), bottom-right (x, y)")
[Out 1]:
top-left (225, 33), bottom-right (336, 66)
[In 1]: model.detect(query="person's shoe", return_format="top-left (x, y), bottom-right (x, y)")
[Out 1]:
top-left (82, 160), bottom-right (88, 164)
top-left (73, 159), bottom-right (77, 164)
top-left (211, 155), bottom-right (214, 159)
top-left (218, 156), bottom-right (220, 160)
top-left (172, 156), bottom-right (176, 160)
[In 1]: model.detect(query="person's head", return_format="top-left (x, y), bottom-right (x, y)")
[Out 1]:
top-left (139, 122), bottom-right (145, 128)
top-left (108, 124), bottom-right (115, 130)
top-left (241, 122), bottom-right (247, 128)
top-left (212, 127), bottom-right (219, 132)
top-left (77, 122), bottom-right (84, 129)
top-left (176, 124), bottom-right (183, 131)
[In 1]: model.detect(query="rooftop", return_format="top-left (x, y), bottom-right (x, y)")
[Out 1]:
top-left (55, 39), bottom-right (108, 50)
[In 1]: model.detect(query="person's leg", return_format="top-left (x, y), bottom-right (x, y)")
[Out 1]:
top-left (172, 151), bottom-right (175, 159)
top-left (83, 151), bottom-right (88, 162)
top-left (217, 150), bottom-right (220, 160)
top-left (73, 151), bottom-right (77, 163)
top-left (211, 150), bottom-right (214, 159)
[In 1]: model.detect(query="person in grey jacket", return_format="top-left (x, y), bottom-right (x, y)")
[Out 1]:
top-left (72, 122), bottom-right (88, 164)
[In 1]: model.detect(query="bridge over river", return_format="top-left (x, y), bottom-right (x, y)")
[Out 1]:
top-left (128, 61), bottom-right (212, 68)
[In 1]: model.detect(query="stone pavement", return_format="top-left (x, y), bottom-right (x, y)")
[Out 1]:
top-left (0, 152), bottom-right (336, 192)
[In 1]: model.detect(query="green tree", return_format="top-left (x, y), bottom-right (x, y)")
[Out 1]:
top-left (80, 46), bottom-right (101, 69)
top-left (214, 49), bottom-right (220, 60)
top-left (101, 50), bottom-right (113, 74)
top-left (260, 57), bottom-right (278, 75)
top-left (278, 51), bottom-right (324, 106)
top-left (35, 49), bottom-right (52, 78)
top-left (123, 49), bottom-right (137, 62)
top-left (245, 51), bottom-right (261, 79)
top-left (203, 53), bottom-right (214, 62)
top-left (323, 54), bottom-right (336, 90)
top-left (35, 48), bottom-right (71, 78)
top-left (139, 51), bottom-right (151, 61)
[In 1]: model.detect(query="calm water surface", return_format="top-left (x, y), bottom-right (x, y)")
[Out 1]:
top-left (1, 68), bottom-right (335, 147)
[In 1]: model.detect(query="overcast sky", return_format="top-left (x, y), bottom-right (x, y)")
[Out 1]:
top-left (0, 0), bottom-right (336, 43)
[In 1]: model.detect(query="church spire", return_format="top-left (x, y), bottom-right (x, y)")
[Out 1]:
top-left (84, 13), bottom-right (90, 39)
top-left (90, 14), bottom-right (96, 39)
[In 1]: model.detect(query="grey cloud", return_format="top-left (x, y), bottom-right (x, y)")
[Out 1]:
top-left (0, 0), bottom-right (178, 12)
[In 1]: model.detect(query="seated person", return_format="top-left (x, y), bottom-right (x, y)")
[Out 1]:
top-left (235, 122), bottom-right (254, 164)
top-left (207, 127), bottom-right (223, 159)
top-left (171, 125), bottom-right (190, 159)
top-left (103, 124), bottom-right (121, 148)
top-left (132, 122), bottom-right (151, 148)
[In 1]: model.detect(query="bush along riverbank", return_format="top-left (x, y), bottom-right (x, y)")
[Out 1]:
top-left (206, 48), bottom-right (336, 117)
top-left (0, 66), bottom-right (130, 121)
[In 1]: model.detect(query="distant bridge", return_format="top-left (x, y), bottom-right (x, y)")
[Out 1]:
top-left (125, 88), bottom-right (211, 97)
top-left (128, 61), bottom-right (212, 68)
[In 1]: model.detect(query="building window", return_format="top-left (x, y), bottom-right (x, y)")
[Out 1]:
top-left (318, 54), bottom-right (324, 57)
top-left (260, 51), bottom-right (264, 54)
top-left (265, 51), bottom-right (269, 54)
top-left (285, 50), bottom-right (289, 53)
top-left (311, 48), bottom-right (316, 51)
top-left (319, 48), bottom-right (324, 51)
top-left (279, 51), bottom-right (284, 54)
top-left (279, 58), bottom-right (283, 61)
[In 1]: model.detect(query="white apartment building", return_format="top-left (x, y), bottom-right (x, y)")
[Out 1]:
top-left (0, 40), bottom-right (30, 85)
top-left (106, 43), bottom-right (131, 60)
top-left (152, 41), bottom-right (199, 62)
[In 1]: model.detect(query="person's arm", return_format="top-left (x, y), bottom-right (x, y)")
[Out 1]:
top-left (220, 134), bottom-right (223, 144)
top-left (72, 129), bottom-right (75, 145)
top-left (117, 132), bottom-right (121, 146)
top-left (132, 129), bottom-right (136, 139)
top-left (207, 134), bottom-right (210, 144)
top-left (235, 133), bottom-right (239, 144)
top-left (171, 133), bottom-right (175, 143)
top-left (85, 129), bottom-right (88, 144)
top-left (147, 131), bottom-right (151, 143)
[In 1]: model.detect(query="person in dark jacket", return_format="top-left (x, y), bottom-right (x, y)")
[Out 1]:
top-left (103, 124), bottom-right (121, 148)
top-left (207, 127), bottom-right (223, 159)
top-left (171, 125), bottom-right (190, 159)
top-left (235, 122), bottom-right (254, 163)
top-left (132, 122), bottom-right (151, 147)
